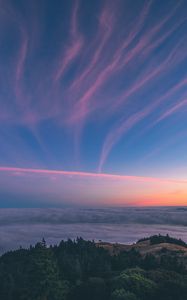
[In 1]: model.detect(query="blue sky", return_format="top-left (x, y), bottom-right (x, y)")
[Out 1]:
top-left (0, 0), bottom-right (187, 206)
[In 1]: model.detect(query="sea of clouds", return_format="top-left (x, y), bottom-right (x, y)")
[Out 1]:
top-left (0, 207), bottom-right (186, 253)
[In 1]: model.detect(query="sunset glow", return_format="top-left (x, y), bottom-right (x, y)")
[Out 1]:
top-left (0, 166), bottom-right (186, 206)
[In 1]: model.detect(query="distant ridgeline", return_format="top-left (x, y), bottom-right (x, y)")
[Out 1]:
top-left (138, 234), bottom-right (187, 247)
top-left (0, 235), bottom-right (186, 300)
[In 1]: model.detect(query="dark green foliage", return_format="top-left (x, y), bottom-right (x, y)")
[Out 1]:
top-left (111, 289), bottom-right (138, 300)
top-left (111, 268), bottom-right (157, 300)
top-left (138, 234), bottom-right (187, 247)
top-left (111, 248), bottom-right (143, 272)
top-left (0, 236), bottom-right (186, 300)
top-left (147, 269), bottom-right (187, 300)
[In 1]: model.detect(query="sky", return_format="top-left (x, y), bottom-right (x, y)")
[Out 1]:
top-left (0, 0), bottom-right (187, 207)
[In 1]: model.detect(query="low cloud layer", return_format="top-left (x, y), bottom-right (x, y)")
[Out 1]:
top-left (0, 207), bottom-right (186, 253)
top-left (0, 207), bottom-right (187, 225)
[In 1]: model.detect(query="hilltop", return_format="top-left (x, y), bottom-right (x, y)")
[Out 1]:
top-left (97, 234), bottom-right (187, 254)
top-left (97, 234), bottom-right (187, 269)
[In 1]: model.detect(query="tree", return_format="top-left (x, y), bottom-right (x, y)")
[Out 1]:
top-left (25, 242), bottom-right (69, 300)
top-left (111, 289), bottom-right (137, 300)
top-left (115, 268), bottom-right (157, 300)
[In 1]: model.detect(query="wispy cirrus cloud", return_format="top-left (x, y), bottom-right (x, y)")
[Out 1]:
top-left (0, 0), bottom-right (187, 203)
top-left (98, 40), bottom-right (187, 171)
top-left (0, 0), bottom-right (185, 127)
top-left (53, 0), bottom-right (84, 83)
top-left (66, 0), bottom-right (185, 145)
top-left (70, 0), bottom-right (118, 91)
top-left (68, 0), bottom-right (154, 124)
top-left (155, 98), bottom-right (187, 123)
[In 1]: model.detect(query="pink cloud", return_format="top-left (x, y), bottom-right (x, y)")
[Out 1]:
top-left (98, 110), bottom-right (149, 172)
top-left (113, 39), bottom-right (186, 109)
top-left (54, 38), bottom-right (83, 82)
top-left (156, 98), bottom-right (187, 123)
top-left (0, 0), bottom-right (186, 179)
top-left (136, 77), bottom-right (187, 137)
top-left (70, 0), bottom-right (118, 90)
top-left (98, 43), bottom-right (187, 172)
top-left (141, 130), bottom-right (187, 162)
top-left (68, 1), bottom-right (153, 124)
top-left (53, 0), bottom-right (84, 82)
top-left (14, 30), bottom-right (29, 110)
top-left (0, 166), bottom-right (186, 184)
top-left (15, 29), bottom-right (28, 84)
top-left (68, 1), bottom-right (181, 126)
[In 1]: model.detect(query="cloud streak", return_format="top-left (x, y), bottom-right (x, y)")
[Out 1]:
top-left (98, 37), bottom-right (187, 170)
top-left (70, 0), bottom-right (117, 90)
top-left (0, 166), bottom-right (186, 184)
top-left (53, 0), bottom-right (84, 82)
top-left (68, 0), bottom-right (154, 124)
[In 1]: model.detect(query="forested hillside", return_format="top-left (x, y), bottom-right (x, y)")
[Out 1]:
top-left (0, 235), bottom-right (187, 300)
